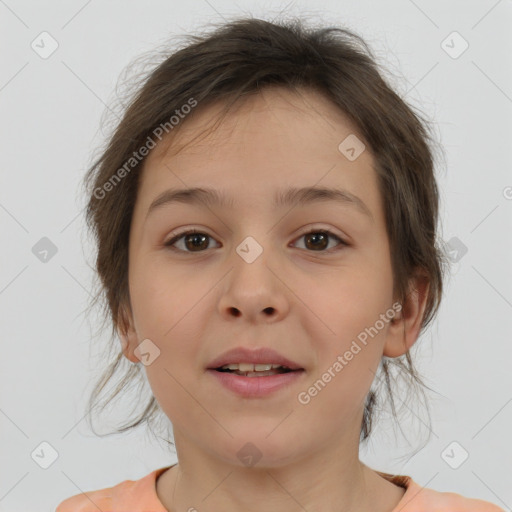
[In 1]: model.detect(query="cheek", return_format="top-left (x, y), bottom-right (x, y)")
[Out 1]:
top-left (144, 361), bottom-right (209, 443)
top-left (303, 264), bottom-right (392, 391)
top-left (129, 264), bottom-right (207, 385)
top-left (139, 316), bottom-right (205, 430)
top-left (130, 261), bottom-right (203, 332)
top-left (307, 265), bottom-right (391, 338)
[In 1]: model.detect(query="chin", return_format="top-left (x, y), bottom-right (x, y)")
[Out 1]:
top-left (206, 429), bottom-right (303, 468)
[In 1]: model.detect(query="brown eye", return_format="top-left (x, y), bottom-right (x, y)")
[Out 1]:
top-left (305, 232), bottom-right (328, 250)
top-left (164, 228), bottom-right (347, 254)
top-left (293, 230), bottom-right (347, 252)
top-left (165, 230), bottom-right (218, 252)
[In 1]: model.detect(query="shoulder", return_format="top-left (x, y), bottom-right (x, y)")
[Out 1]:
top-left (55, 486), bottom-right (113, 512)
top-left (376, 471), bottom-right (504, 512)
top-left (55, 466), bottom-right (172, 512)
top-left (398, 477), bottom-right (505, 512)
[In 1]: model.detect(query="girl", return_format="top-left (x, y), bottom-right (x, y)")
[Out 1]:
top-left (56, 16), bottom-right (504, 512)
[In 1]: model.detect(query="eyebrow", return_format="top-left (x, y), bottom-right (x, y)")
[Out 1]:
top-left (146, 186), bottom-right (373, 221)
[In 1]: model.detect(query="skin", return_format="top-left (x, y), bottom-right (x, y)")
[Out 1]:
top-left (119, 86), bottom-right (430, 512)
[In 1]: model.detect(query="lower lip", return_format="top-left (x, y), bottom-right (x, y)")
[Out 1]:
top-left (207, 369), bottom-right (305, 398)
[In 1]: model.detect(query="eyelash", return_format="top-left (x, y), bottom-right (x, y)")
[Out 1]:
top-left (164, 228), bottom-right (348, 254)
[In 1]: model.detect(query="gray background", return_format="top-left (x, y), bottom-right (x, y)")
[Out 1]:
top-left (1, 0), bottom-right (511, 511)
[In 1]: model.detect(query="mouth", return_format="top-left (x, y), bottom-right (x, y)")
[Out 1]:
top-left (208, 363), bottom-right (305, 398)
top-left (207, 346), bottom-right (304, 375)
top-left (206, 347), bottom-right (305, 397)
top-left (213, 363), bottom-right (302, 378)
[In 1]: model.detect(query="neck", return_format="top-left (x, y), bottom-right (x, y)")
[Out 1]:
top-left (156, 430), bottom-right (405, 512)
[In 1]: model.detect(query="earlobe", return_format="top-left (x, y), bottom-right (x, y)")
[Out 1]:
top-left (383, 274), bottom-right (430, 358)
top-left (119, 334), bottom-right (140, 363)
top-left (119, 332), bottom-right (141, 364)
top-left (117, 304), bottom-right (140, 364)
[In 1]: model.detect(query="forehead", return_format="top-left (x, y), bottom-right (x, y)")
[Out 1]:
top-left (135, 87), bottom-right (381, 220)
top-left (147, 87), bottom-right (362, 161)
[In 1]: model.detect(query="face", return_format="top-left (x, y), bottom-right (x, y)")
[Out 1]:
top-left (120, 87), bottom-right (416, 467)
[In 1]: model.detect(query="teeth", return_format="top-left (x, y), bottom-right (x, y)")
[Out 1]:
top-left (220, 363), bottom-right (287, 371)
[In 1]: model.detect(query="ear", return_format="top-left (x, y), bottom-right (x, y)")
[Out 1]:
top-left (383, 272), bottom-right (430, 358)
top-left (117, 302), bottom-right (140, 364)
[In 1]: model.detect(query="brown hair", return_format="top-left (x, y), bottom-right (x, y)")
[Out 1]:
top-left (81, 16), bottom-right (450, 451)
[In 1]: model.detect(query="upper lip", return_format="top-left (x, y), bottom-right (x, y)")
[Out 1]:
top-left (207, 346), bottom-right (303, 370)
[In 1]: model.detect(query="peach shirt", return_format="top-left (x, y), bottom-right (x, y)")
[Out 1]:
top-left (56, 465), bottom-right (505, 512)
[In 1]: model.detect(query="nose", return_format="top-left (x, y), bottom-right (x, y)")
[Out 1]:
top-left (217, 250), bottom-right (290, 324)
top-left (227, 304), bottom-right (277, 319)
